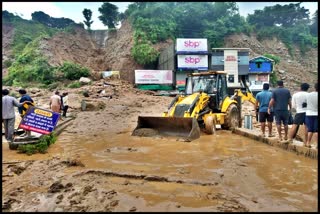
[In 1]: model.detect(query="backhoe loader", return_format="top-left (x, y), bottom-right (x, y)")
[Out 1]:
top-left (132, 71), bottom-right (256, 141)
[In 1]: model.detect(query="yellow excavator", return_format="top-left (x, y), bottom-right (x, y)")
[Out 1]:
top-left (132, 71), bottom-right (256, 141)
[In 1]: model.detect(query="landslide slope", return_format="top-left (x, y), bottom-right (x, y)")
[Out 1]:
top-left (2, 19), bottom-right (317, 88)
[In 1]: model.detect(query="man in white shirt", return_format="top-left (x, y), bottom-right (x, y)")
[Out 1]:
top-left (288, 83), bottom-right (309, 143)
top-left (305, 83), bottom-right (318, 148)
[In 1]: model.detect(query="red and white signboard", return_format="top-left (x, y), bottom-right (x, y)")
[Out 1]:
top-left (176, 38), bottom-right (208, 53)
top-left (177, 55), bottom-right (208, 70)
top-left (257, 74), bottom-right (269, 82)
top-left (135, 70), bottom-right (173, 84)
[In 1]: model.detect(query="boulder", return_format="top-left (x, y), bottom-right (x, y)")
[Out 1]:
top-left (79, 77), bottom-right (92, 85)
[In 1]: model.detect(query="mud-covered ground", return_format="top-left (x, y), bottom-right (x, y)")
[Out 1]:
top-left (2, 79), bottom-right (318, 212)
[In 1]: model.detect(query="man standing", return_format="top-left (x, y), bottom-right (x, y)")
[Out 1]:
top-left (50, 91), bottom-right (63, 120)
top-left (268, 80), bottom-right (292, 141)
top-left (2, 89), bottom-right (29, 142)
top-left (305, 83), bottom-right (318, 148)
top-left (288, 83), bottom-right (309, 144)
top-left (62, 92), bottom-right (69, 117)
top-left (255, 83), bottom-right (274, 137)
top-left (50, 91), bottom-right (61, 113)
top-left (18, 89), bottom-right (35, 137)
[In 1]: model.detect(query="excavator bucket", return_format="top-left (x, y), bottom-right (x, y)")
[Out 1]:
top-left (132, 116), bottom-right (201, 141)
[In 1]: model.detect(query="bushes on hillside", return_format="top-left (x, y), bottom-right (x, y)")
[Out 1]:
top-left (57, 61), bottom-right (90, 80)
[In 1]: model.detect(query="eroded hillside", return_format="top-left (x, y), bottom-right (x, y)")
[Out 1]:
top-left (2, 20), bottom-right (318, 88)
top-left (225, 34), bottom-right (318, 91)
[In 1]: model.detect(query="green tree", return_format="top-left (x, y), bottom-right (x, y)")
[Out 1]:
top-left (83, 8), bottom-right (93, 30)
top-left (247, 3), bottom-right (310, 28)
top-left (31, 11), bottom-right (51, 26)
top-left (310, 10), bottom-right (318, 36)
top-left (98, 2), bottom-right (120, 29)
top-left (31, 11), bottom-right (78, 29)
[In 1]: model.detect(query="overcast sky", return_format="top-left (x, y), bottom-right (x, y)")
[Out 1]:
top-left (2, 2), bottom-right (318, 30)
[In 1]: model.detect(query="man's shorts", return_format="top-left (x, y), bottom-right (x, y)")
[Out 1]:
top-left (305, 116), bottom-right (318, 133)
top-left (259, 112), bottom-right (274, 123)
top-left (293, 112), bottom-right (306, 125)
top-left (274, 110), bottom-right (289, 125)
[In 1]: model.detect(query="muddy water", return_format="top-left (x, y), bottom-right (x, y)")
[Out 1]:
top-left (2, 129), bottom-right (317, 211)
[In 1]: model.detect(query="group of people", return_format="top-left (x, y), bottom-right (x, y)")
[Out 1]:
top-left (255, 80), bottom-right (318, 148)
top-left (49, 91), bottom-right (69, 119)
top-left (2, 88), bottom-right (70, 143)
top-left (2, 89), bottom-right (34, 142)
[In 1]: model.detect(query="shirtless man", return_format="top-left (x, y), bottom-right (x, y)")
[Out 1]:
top-left (49, 91), bottom-right (63, 120)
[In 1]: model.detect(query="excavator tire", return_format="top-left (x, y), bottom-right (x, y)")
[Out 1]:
top-left (222, 104), bottom-right (239, 130)
top-left (204, 116), bottom-right (216, 135)
top-left (8, 142), bottom-right (19, 150)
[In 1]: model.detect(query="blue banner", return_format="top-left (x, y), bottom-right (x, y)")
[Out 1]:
top-left (18, 107), bottom-right (60, 135)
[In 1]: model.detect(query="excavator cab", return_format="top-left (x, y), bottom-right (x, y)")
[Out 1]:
top-left (185, 72), bottom-right (229, 112)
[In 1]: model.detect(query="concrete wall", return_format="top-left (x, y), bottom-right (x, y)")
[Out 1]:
top-left (90, 30), bottom-right (109, 48)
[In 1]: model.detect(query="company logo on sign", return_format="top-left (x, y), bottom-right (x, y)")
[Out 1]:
top-left (184, 40), bottom-right (201, 48)
top-left (225, 56), bottom-right (237, 61)
top-left (177, 55), bottom-right (208, 70)
top-left (185, 56), bottom-right (201, 64)
top-left (176, 38), bottom-right (208, 53)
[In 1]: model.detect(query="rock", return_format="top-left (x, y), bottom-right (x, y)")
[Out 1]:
top-left (281, 76), bottom-right (287, 80)
top-left (278, 70), bottom-right (285, 74)
top-left (129, 206), bottom-right (137, 212)
top-left (79, 77), bottom-right (92, 85)
top-left (82, 90), bottom-right (90, 97)
top-left (48, 181), bottom-right (64, 193)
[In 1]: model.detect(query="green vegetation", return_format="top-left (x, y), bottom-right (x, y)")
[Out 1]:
top-left (263, 54), bottom-right (280, 86)
top-left (17, 133), bottom-right (57, 155)
top-left (83, 8), bottom-right (93, 30)
top-left (3, 10), bottom-right (90, 87)
top-left (4, 37), bottom-right (56, 86)
top-left (123, 2), bottom-right (255, 65)
top-left (98, 2), bottom-right (120, 29)
top-left (2, 3), bottom-right (318, 83)
top-left (122, 2), bottom-right (317, 65)
top-left (68, 81), bottom-right (81, 88)
top-left (31, 11), bottom-right (83, 29)
top-left (3, 59), bottom-right (13, 68)
top-left (57, 61), bottom-right (90, 80)
top-left (248, 3), bottom-right (317, 56)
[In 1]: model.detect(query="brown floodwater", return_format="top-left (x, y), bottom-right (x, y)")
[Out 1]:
top-left (2, 129), bottom-right (318, 211)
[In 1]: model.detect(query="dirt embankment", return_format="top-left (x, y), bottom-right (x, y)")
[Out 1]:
top-left (225, 34), bottom-right (318, 91)
top-left (2, 19), bottom-right (317, 87)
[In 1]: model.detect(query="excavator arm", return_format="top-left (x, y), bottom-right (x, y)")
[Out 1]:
top-left (232, 89), bottom-right (256, 105)
top-left (232, 89), bottom-right (258, 122)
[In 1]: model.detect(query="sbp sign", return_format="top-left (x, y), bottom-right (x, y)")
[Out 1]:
top-left (176, 38), bottom-right (208, 53)
top-left (177, 55), bottom-right (208, 70)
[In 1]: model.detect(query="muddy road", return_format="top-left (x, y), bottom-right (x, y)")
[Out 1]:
top-left (2, 79), bottom-right (318, 212)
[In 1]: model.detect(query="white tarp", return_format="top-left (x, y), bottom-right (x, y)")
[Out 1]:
top-left (177, 55), bottom-right (208, 70)
top-left (102, 71), bottom-right (120, 78)
top-left (135, 70), bottom-right (173, 84)
top-left (176, 38), bottom-right (208, 52)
